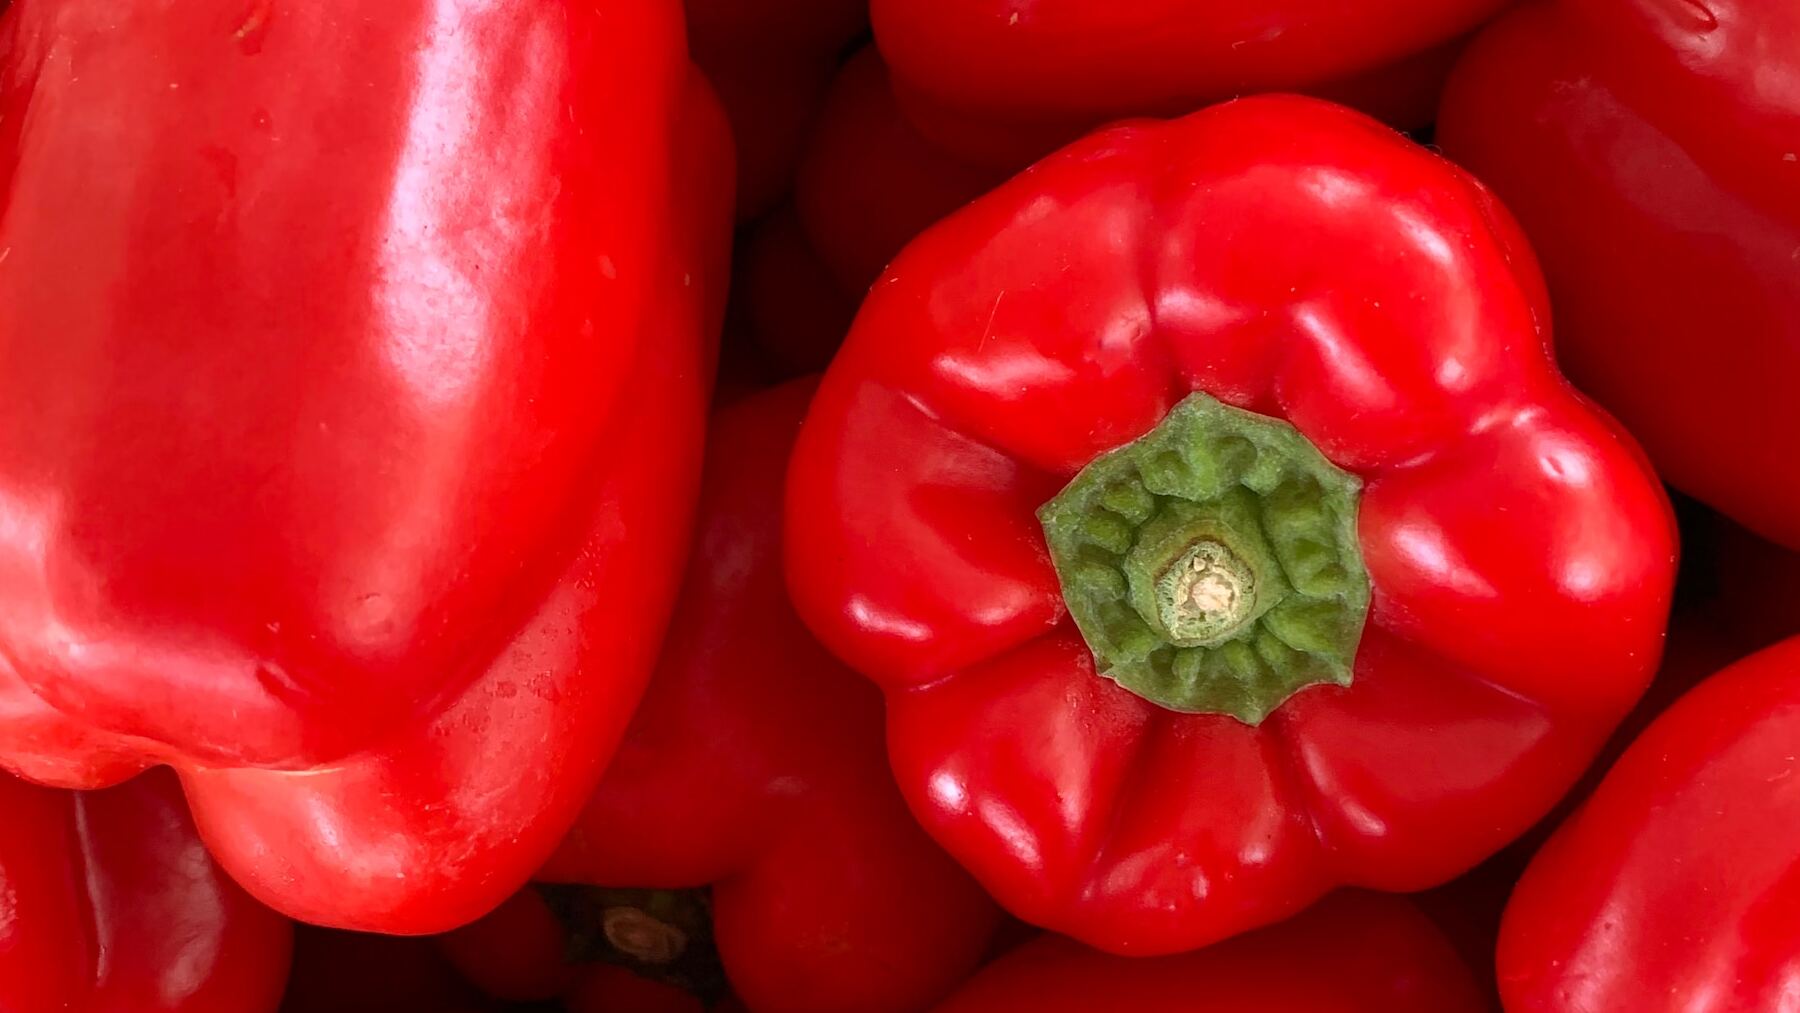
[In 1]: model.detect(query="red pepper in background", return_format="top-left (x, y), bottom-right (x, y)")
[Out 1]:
top-left (685, 0), bottom-right (865, 221)
top-left (1438, 0), bottom-right (1800, 549)
top-left (0, 0), bottom-right (733, 934)
top-left (1498, 636), bottom-right (1800, 1010)
top-left (793, 49), bottom-right (1004, 299)
top-left (731, 48), bottom-right (1001, 378)
top-left (527, 380), bottom-right (1001, 1013)
top-left (786, 94), bottom-right (1676, 956)
top-left (0, 768), bottom-right (292, 1013)
top-left (932, 892), bottom-right (1485, 1012)
top-left (869, 0), bottom-right (1507, 170)
top-left (1416, 497), bottom-right (1800, 998)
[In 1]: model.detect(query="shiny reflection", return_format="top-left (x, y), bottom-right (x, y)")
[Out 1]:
top-left (929, 769), bottom-right (970, 812)
top-left (846, 596), bottom-right (933, 645)
top-left (1386, 524), bottom-right (1498, 600)
top-left (372, 3), bottom-right (559, 408)
top-left (975, 794), bottom-right (1044, 871)
top-left (1390, 204), bottom-right (1459, 271)
top-left (1291, 302), bottom-right (1397, 411)
top-left (1297, 167), bottom-right (1372, 210)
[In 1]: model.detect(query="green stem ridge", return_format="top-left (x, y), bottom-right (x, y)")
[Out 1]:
top-left (1038, 392), bottom-right (1369, 723)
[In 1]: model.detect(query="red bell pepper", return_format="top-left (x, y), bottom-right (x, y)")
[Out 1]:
top-left (0, 768), bottom-right (292, 1013)
top-left (1499, 636), bottom-right (1800, 1010)
top-left (0, 1), bottom-right (733, 933)
top-left (534, 380), bottom-right (1002, 1013)
top-left (1438, 0), bottom-right (1800, 549)
top-left (870, 0), bottom-right (1507, 169)
top-left (933, 892), bottom-right (1485, 1012)
top-left (1416, 589), bottom-right (1777, 996)
top-left (785, 94), bottom-right (1677, 955)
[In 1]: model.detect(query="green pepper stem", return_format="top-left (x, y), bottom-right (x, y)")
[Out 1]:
top-left (1038, 392), bottom-right (1369, 722)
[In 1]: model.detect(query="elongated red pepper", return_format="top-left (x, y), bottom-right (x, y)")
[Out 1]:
top-left (1438, 0), bottom-right (1800, 548)
top-left (0, 768), bottom-right (292, 1013)
top-left (933, 893), bottom-right (1484, 1012)
top-left (870, 0), bottom-right (1506, 168)
top-left (1499, 637), bottom-right (1800, 1010)
top-left (530, 380), bottom-right (1001, 1013)
top-left (0, 1), bottom-right (733, 933)
top-left (785, 94), bottom-right (1676, 955)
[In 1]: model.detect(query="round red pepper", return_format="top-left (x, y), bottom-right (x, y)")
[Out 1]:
top-left (784, 94), bottom-right (1677, 955)
top-left (0, 768), bottom-right (292, 1013)
top-left (1499, 636), bottom-right (1800, 1010)
top-left (539, 379), bottom-right (1002, 1013)
top-left (932, 892), bottom-right (1485, 1011)
top-left (0, 0), bottom-right (733, 934)
top-left (1438, 0), bottom-right (1800, 548)
top-left (870, 0), bottom-right (1505, 169)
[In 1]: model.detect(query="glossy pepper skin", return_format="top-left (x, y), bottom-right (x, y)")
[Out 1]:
top-left (933, 893), bottom-right (1485, 1012)
top-left (0, 768), bottom-right (293, 1013)
top-left (1439, 0), bottom-right (1800, 549)
top-left (785, 94), bottom-right (1677, 956)
top-left (1499, 637), bottom-right (1800, 1011)
top-left (538, 380), bottom-right (1002, 1013)
top-left (871, 0), bottom-right (1506, 169)
top-left (0, 0), bottom-right (734, 933)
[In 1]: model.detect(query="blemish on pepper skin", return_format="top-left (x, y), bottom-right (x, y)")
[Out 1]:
top-left (235, 1), bottom-right (273, 54)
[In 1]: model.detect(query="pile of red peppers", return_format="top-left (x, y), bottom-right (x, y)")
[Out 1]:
top-left (1, 1), bottom-right (1796, 1010)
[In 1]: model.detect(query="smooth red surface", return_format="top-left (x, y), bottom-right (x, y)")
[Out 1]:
top-left (685, 0), bottom-right (864, 220)
top-left (0, 0), bottom-right (732, 933)
top-left (785, 95), bottom-right (1677, 955)
top-left (540, 380), bottom-right (1001, 1013)
top-left (1439, 0), bottom-right (1800, 548)
top-left (0, 0), bottom-right (684, 767)
top-left (934, 892), bottom-right (1485, 1011)
top-left (795, 49), bottom-right (1003, 297)
top-left (871, 0), bottom-right (1505, 167)
top-left (0, 769), bottom-right (292, 1013)
top-left (1499, 637), bottom-right (1800, 1011)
